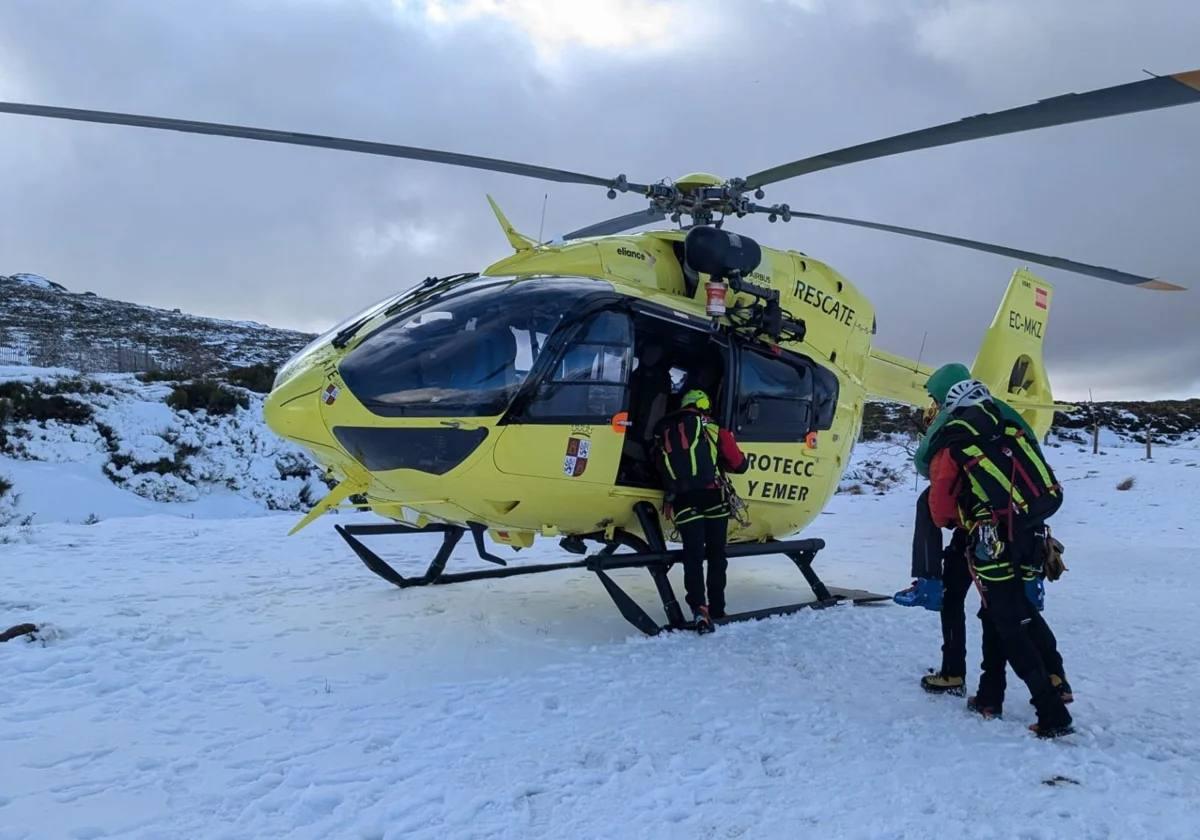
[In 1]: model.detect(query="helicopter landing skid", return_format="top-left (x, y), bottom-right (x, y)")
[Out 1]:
top-left (334, 519), bottom-right (889, 636)
top-left (588, 541), bottom-right (891, 636)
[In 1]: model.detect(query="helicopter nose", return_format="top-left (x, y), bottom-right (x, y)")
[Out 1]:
top-left (263, 364), bottom-right (329, 445)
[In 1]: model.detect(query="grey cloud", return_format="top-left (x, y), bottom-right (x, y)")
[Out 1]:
top-left (1, 0), bottom-right (1198, 399)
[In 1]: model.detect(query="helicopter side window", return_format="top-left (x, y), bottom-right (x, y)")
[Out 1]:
top-left (523, 310), bottom-right (632, 422)
top-left (735, 348), bottom-right (838, 441)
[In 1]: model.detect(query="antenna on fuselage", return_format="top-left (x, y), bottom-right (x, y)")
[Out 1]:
top-left (538, 193), bottom-right (549, 244)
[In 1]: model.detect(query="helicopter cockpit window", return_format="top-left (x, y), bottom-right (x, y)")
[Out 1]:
top-left (735, 348), bottom-right (838, 441)
top-left (274, 289), bottom-right (409, 390)
top-left (523, 310), bottom-right (633, 422)
top-left (340, 280), bottom-right (609, 417)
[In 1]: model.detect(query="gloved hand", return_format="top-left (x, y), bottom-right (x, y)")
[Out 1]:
top-left (1024, 578), bottom-right (1045, 612)
top-left (893, 577), bottom-right (944, 611)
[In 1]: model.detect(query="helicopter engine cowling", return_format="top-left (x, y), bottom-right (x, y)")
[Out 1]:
top-left (684, 227), bottom-right (762, 280)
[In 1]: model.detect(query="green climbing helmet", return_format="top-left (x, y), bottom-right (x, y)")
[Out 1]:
top-left (925, 363), bottom-right (971, 405)
top-left (681, 389), bottom-right (711, 411)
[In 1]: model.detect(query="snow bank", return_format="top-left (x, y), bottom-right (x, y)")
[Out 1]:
top-left (0, 368), bottom-right (326, 526)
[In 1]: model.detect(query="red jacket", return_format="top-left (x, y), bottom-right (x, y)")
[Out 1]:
top-left (714, 424), bottom-right (748, 475)
top-left (928, 448), bottom-right (963, 528)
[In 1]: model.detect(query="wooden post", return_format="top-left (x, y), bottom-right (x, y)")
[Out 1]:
top-left (1088, 389), bottom-right (1098, 455)
top-left (1146, 428), bottom-right (1152, 461)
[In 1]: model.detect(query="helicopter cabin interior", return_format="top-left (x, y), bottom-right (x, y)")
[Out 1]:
top-left (614, 312), bottom-right (839, 489)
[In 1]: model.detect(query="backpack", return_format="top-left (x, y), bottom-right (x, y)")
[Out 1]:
top-left (654, 410), bottom-right (720, 494)
top-left (938, 401), bottom-right (1062, 535)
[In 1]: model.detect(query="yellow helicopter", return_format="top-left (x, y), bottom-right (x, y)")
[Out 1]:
top-left (3, 68), bottom-right (1196, 634)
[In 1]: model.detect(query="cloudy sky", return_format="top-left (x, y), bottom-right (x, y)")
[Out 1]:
top-left (2, 0), bottom-right (1198, 400)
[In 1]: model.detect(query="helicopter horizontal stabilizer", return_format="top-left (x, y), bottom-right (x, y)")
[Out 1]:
top-left (863, 348), bottom-right (936, 408)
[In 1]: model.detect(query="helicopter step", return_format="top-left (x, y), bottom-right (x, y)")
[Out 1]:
top-left (334, 510), bottom-right (889, 636)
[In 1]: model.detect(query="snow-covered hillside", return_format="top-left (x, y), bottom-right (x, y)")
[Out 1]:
top-left (2, 436), bottom-right (1198, 838)
top-left (0, 367), bottom-right (326, 531)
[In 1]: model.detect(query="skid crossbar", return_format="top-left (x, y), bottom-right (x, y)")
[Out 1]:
top-left (334, 521), bottom-right (888, 635)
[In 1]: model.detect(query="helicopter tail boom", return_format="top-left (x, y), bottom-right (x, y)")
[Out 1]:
top-left (863, 348), bottom-right (936, 407)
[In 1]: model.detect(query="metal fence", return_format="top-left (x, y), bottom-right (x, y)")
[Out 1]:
top-left (0, 348), bottom-right (24, 365)
top-left (0, 340), bottom-right (178, 373)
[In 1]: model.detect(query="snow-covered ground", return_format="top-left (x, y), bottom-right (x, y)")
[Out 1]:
top-left (3, 436), bottom-right (1198, 839)
top-left (0, 368), bottom-right (326, 527)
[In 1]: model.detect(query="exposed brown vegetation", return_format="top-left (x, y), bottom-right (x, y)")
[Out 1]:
top-left (166, 380), bottom-right (249, 416)
top-left (0, 623), bottom-right (39, 643)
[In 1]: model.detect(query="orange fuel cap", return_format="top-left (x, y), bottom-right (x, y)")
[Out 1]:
top-left (805, 431), bottom-right (818, 449)
top-left (611, 411), bottom-right (631, 433)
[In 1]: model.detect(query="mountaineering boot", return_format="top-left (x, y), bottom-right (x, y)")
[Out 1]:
top-left (1030, 690), bottom-right (1074, 739)
top-left (1029, 719), bottom-right (1075, 739)
top-left (921, 670), bottom-right (965, 696)
top-left (692, 605), bottom-right (714, 635)
top-left (966, 695), bottom-right (1003, 720)
top-left (892, 577), bottom-right (944, 611)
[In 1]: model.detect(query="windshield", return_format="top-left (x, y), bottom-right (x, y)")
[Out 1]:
top-left (273, 289), bottom-right (408, 390)
top-left (272, 274), bottom-right (501, 390)
top-left (339, 278), bottom-right (614, 417)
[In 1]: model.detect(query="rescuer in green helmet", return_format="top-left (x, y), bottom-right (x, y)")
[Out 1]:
top-left (653, 388), bottom-right (748, 633)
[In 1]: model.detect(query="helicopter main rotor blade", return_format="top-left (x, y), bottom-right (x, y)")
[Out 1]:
top-left (749, 205), bottom-right (1184, 290)
top-left (0, 101), bottom-right (649, 192)
top-left (562, 208), bottom-right (667, 240)
top-left (743, 70), bottom-right (1200, 189)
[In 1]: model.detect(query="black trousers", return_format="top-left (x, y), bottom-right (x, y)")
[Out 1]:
top-left (911, 487), bottom-right (943, 579)
top-left (977, 585), bottom-right (1067, 707)
top-left (940, 538), bottom-right (972, 678)
top-left (913, 490), bottom-right (971, 677)
top-left (674, 489), bottom-right (729, 615)
top-left (975, 530), bottom-right (1068, 716)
